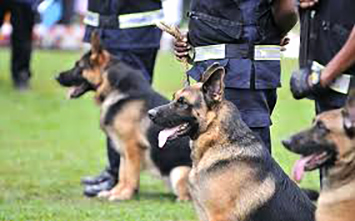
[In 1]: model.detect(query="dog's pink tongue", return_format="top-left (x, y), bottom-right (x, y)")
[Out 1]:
top-left (292, 155), bottom-right (313, 183)
top-left (158, 126), bottom-right (180, 148)
top-left (67, 87), bottom-right (76, 99)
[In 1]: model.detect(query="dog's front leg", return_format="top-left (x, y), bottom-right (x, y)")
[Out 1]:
top-left (98, 156), bottom-right (126, 199)
top-left (108, 139), bottom-right (142, 201)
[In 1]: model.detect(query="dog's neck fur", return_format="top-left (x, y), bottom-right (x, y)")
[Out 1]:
top-left (317, 147), bottom-right (355, 221)
top-left (323, 150), bottom-right (355, 190)
top-left (191, 100), bottom-right (259, 163)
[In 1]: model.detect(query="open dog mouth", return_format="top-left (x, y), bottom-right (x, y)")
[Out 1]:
top-left (67, 84), bottom-right (91, 99)
top-left (158, 123), bottom-right (190, 148)
top-left (292, 151), bottom-right (332, 183)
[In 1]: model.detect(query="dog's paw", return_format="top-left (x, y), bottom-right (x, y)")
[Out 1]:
top-left (108, 188), bottom-right (135, 201)
top-left (176, 195), bottom-right (191, 202)
top-left (97, 190), bottom-right (111, 198)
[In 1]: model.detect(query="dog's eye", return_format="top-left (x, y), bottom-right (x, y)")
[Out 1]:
top-left (176, 97), bottom-right (190, 108)
top-left (177, 97), bottom-right (186, 104)
top-left (316, 121), bottom-right (330, 133)
top-left (76, 61), bottom-right (86, 69)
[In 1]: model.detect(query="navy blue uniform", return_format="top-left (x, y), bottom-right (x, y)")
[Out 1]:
top-left (83, 0), bottom-right (163, 178)
top-left (186, 0), bottom-right (283, 152)
top-left (83, 0), bottom-right (162, 84)
top-left (310, 0), bottom-right (355, 114)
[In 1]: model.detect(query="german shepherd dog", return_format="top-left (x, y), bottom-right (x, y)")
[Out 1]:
top-left (55, 33), bottom-right (192, 201)
top-left (148, 63), bottom-right (316, 221)
top-left (283, 89), bottom-right (355, 221)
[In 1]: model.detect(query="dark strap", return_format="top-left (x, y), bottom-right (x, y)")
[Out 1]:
top-left (299, 9), bottom-right (312, 68)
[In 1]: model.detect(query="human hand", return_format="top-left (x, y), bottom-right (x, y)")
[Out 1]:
top-left (280, 36), bottom-right (290, 51)
top-left (299, 0), bottom-right (319, 9)
top-left (319, 66), bottom-right (336, 87)
top-left (174, 33), bottom-right (192, 63)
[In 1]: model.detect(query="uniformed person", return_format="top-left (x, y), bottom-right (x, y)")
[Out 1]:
top-left (289, 0), bottom-right (355, 186)
top-left (81, 1), bottom-right (163, 197)
top-left (174, 0), bottom-right (298, 153)
top-left (291, 0), bottom-right (355, 114)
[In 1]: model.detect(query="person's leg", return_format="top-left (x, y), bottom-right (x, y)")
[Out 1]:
top-left (10, 2), bottom-right (35, 89)
top-left (59, 0), bottom-right (74, 24)
top-left (0, 1), bottom-right (11, 74)
top-left (118, 48), bottom-right (159, 84)
top-left (0, 1), bottom-right (11, 27)
top-left (224, 88), bottom-right (277, 153)
top-left (83, 138), bottom-right (119, 197)
top-left (82, 138), bottom-right (119, 185)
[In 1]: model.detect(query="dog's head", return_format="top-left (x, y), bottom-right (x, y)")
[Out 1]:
top-left (148, 63), bottom-right (225, 148)
top-left (283, 89), bottom-right (355, 183)
top-left (56, 32), bottom-right (110, 99)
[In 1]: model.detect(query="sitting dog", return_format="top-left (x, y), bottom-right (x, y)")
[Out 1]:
top-left (56, 33), bottom-right (192, 201)
top-left (148, 63), bottom-right (316, 221)
top-left (283, 89), bottom-right (355, 221)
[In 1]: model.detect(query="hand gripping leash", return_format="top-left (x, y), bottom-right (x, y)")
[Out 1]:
top-left (156, 21), bottom-right (191, 87)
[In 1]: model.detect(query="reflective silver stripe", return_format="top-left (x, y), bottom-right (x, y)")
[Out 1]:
top-left (254, 45), bottom-right (281, 61)
top-left (119, 9), bottom-right (164, 29)
top-left (84, 11), bottom-right (99, 27)
top-left (83, 9), bottom-right (164, 29)
top-left (312, 61), bottom-right (351, 94)
top-left (194, 44), bottom-right (226, 62)
top-left (193, 44), bottom-right (281, 62)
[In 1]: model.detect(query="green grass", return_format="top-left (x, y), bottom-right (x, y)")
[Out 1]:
top-left (0, 49), bottom-right (319, 221)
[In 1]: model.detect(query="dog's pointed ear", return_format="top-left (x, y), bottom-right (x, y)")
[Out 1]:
top-left (200, 63), bottom-right (221, 82)
top-left (343, 88), bottom-right (355, 136)
top-left (90, 31), bottom-right (109, 67)
top-left (90, 31), bottom-right (102, 54)
top-left (202, 63), bottom-right (225, 106)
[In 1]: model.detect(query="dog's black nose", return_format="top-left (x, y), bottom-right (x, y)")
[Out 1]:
top-left (55, 74), bottom-right (63, 83)
top-left (281, 139), bottom-right (292, 148)
top-left (148, 109), bottom-right (158, 120)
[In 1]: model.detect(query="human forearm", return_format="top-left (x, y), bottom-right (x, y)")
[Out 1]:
top-left (321, 26), bottom-right (355, 86)
top-left (272, 0), bottom-right (298, 35)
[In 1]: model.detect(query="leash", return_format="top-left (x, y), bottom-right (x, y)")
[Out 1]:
top-left (156, 21), bottom-right (191, 87)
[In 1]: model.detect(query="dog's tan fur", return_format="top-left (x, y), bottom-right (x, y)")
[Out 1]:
top-left (149, 64), bottom-right (316, 221)
top-left (183, 89), bottom-right (276, 220)
top-left (314, 108), bottom-right (355, 221)
top-left (170, 68), bottom-right (277, 220)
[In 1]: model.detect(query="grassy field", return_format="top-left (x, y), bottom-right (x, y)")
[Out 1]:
top-left (0, 49), bottom-right (319, 221)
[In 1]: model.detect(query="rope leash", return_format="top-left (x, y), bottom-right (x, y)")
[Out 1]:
top-left (156, 21), bottom-right (191, 87)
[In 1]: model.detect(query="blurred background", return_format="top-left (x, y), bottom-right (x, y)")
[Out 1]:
top-left (0, 1), bottom-right (315, 221)
top-left (0, 0), bottom-right (196, 50)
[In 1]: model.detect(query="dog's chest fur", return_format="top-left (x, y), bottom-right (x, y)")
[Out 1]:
top-left (317, 180), bottom-right (355, 221)
top-left (99, 92), bottom-right (150, 153)
top-left (100, 91), bottom-right (127, 127)
top-left (188, 142), bottom-right (277, 221)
